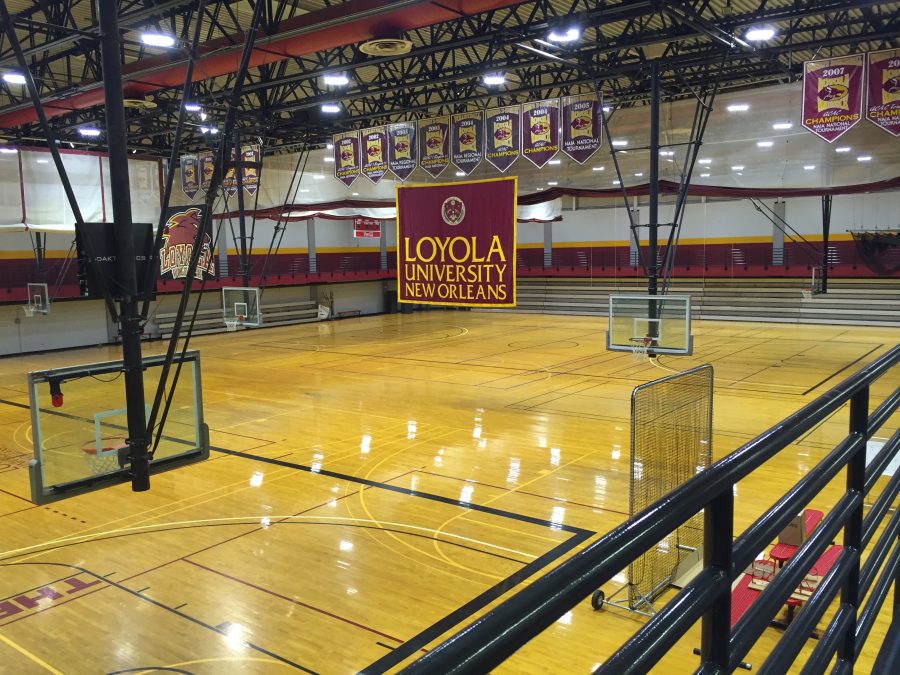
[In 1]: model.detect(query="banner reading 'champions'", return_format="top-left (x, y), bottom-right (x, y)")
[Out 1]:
top-left (397, 177), bottom-right (516, 308)
top-left (802, 55), bottom-right (864, 142)
top-left (866, 49), bottom-right (900, 137)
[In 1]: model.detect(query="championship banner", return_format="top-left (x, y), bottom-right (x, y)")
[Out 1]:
top-left (802, 55), bottom-right (864, 143)
top-left (334, 131), bottom-right (361, 186)
top-left (199, 152), bottom-right (214, 192)
top-left (240, 144), bottom-right (261, 196)
top-left (561, 94), bottom-right (601, 163)
top-left (866, 49), bottom-right (900, 137)
top-left (418, 116), bottom-right (450, 178)
top-left (450, 111), bottom-right (483, 175)
top-left (222, 147), bottom-right (238, 198)
top-left (397, 176), bottom-right (516, 308)
top-left (522, 99), bottom-right (560, 168)
top-left (353, 217), bottom-right (381, 238)
top-left (158, 206), bottom-right (216, 281)
top-left (180, 154), bottom-right (200, 200)
top-left (388, 122), bottom-right (417, 181)
top-left (361, 126), bottom-right (389, 184)
top-left (484, 105), bottom-right (520, 172)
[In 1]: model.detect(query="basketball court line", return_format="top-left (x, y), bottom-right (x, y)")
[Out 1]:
top-left (0, 630), bottom-right (63, 674)
top-left (800, 343), bottom-right (885, 395)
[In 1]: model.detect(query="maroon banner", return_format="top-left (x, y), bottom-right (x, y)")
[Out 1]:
top-left (180, 154), bottom-right (199, 200)
top-left (199, 152), bottom-right (214, 192)
top-left (561, 94), bottom-right (601, 164)
top-left (418, 116), bottom-right (450, 178)
top-left (387, 122), bottom-right (417, 181)
top-left (450, 111), bottom-right (483, 175)
top-left (222, 148), bottom-right (237, 198)
top-left (397, 177), bottom-right (517, 308)
top-left (802, 55), bottom-right (864, 143)
top-left (158, 206), bottom-right (216, 281)
top-left (522, 99), bottom-right (560, 168)
top-left (353, 217), bottom-right (381, 238)
top-left (240, 144), bottom-right (261, 196)
top-left (484, 105), bottom-right (520, 172)
top-left (361, 126), bottom-right (388, 184)
top-left (334, 131), bottom-right (361, 186)
top-left (866, 49), bottom-right (900, 138)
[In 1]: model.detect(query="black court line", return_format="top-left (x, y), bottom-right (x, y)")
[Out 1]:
top-left (801, 344), bottom-right (884, 396)
top-left (2, 560), bottom-right (317, 674)
top-left (359, 528), bottom-right (593, 674)
top-left (212, 446), bottom-right (592, 537)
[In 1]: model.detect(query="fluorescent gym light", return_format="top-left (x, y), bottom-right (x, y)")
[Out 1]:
top-left (757, 140), bottom-right (774, 148)
top-left (745, 26), bottom-right (776, 42)
top-left (78, 127), bottom-right (101, 137)
top-left (803, 165), bottom-right (816, 170)
top-left (323, 156), bottom-right (335, 162)
top-left (772, 121), bottom-right (793, 130)
top-left (547, 181), bottom-right (558, 186)
top-left (659, 150), bottom-right (674, 156)
top-left (36, 158), bottom-right (49, 164)
top-left (141, 33), bottom-right (176, 48)
top-left (321, 103), bottom-right (341, 113)
top-left (323, 73), bottom-right (350, 86)
top-left (700, 173), bottom-right (710, 177)
top-left (456, 171), bottom-right (465, 176)
top-left (592, 166), bottom-right (604, 171)
top-left (313, 174), bottom-right (326, 180)
top-left (548, 159), bottom-right (561, 165)
top-left (547, 27), bottom-right (580, 43)
top-left (698, 158), bottom-right (712, 164)
top-left (482, 73), bottom-right (506, 86)
top-left (727, 103), bottom-right (750, 112)
top-left (835, 146), bottom-right (851, 153)
top-left (326, 143), bottom-right (334, 149)
top-left (857, 155), bottom-right (872, 162)
top-left (611, 139), bottom-right (628, 147)
top-left (184, 103), bottom-right (202, 112)
top-left (612, 180), bottom-right (620, 185)
top-left (634, 172), bottom-right (643, 177)
top-left (2, 72), bottom-right (26, 85)
top-left (731, 165), bottom-right (744, 170)
top-left (0, 147), bottom-right (17, 154)
top-left (602, 105), bottom-right (611, 113)
top-left (352, 192), bottom-right (359, 196)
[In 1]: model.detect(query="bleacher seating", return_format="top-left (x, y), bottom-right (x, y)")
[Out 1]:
top-left (155, 299), bottom-right (319, 338)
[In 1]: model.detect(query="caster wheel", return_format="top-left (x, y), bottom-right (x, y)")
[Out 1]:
top-left (591, 589), bottom-right (605, 610)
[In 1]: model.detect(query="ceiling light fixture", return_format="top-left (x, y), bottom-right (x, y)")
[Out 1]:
top-left (835, 146), bottom-right (851, 153)
top-left (745, 26), bottom-right (776, 42)
top-left (772, 121), bottom-right (793, 130)
top-left (455, 171), bottom-right (465, 177)
top-left (36, 158), bottom-right (49, 164)
top-left (611, 139), bottom-right (628, 147)
top-left (547, 27), bottom-right (581, 43)
top-left (698, 158), bottom-right (712, 164)
top-left (2, 72), bottom-right (26, 85)
top-left (482, 73), bottom-right (506, 86)
top-left (326, 143), bottom-right (333, 150)
top-left (548, 159), bottom-right (561, 165)
top-left (700, 173), bottom-right (710, 177)
top-left (731, 165), bottom-right (745, 171)
top-left (78, 127), bottom-right (101, 137)
top-left (547, 181), bottom-right (558, 186)
top-left (184, 103), bottom-right (201, 112)
top-left (803, 165), bottom-right (816, 170)
top-left (592, 166), bottom-right (604, 171)
top-left (323, 156), bottom-right (335, 162)
top-left (323, 73), bottom-right (350, 86)
top-left (857, 155), bottom-right (872, 162)
top-left (0, 147), bottom-right (17, 154)
top-left (140, 33), bottom-right (176, 48)
top-left (757, 140), bottom-right (774, 148)
top-left (726, 103), bottom-right (750, 112)
top-left (634, 172), bottom-right (643, 177)
top-left (321, 103), bottom-right (341, 113)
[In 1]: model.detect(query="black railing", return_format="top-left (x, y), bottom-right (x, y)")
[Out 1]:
top-left (399, 345), bottom-right (900, 674)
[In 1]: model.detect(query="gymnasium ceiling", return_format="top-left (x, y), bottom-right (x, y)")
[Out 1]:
top-left (0, 0), bottom-right (898, 193)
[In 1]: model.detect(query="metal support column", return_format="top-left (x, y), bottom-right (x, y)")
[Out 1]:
top-left (701, 490), bottom-right (734, 670)
top-left (648, 59), bottom-right (660, 298)
top-left (234, 130), bottom-right (250, 287)
top-left (97, 0), bottom-right (149, 491)
top-left (821, 195), bottom-right (832, 294)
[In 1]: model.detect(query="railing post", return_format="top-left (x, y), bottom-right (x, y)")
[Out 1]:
top-left (701, 489), bottom-right (734, 669)
top-left (840, 386), bottom-right (869, 666)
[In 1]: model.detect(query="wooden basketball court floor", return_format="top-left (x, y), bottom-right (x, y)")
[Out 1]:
top-left (0, 311), bottom-right (897, 674)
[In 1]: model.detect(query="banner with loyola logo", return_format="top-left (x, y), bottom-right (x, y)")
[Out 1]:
top-left (485, 105), bottom-right (520, 172)
top-left (866, 49), bottom-right (900, 137)
top-left (522, 99), bottom-right (559, 168)
top-left (451, 111), bottom-right (483, 175)
top-left (199, 152), bottom-right (214, 192)
top-left (361, 126), bottom-right (389, 184)
top-left (387, 122), bottom-right (417, 181)
top-left (180, 154), bottom-right (200, 200)
top-left (802, 55), bottom-right (864, 142)
top-left (396, 176), bottom-right (516, 308)
top-left (222, 147), bottom-right (238, 198)
top-left (418, 116), bottom-right (450, 178)
top-left (240, 144), bottom-right (262, 196)
top-left (158, 206), bottom-right (216, 281)
top-left (333, 131), bottom-right (361, 186)
top-left (561, 94), bottom-right (601, 163)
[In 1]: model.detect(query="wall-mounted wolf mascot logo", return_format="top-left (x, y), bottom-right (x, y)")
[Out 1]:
top-left (159, 207), bottom-right (216, 280)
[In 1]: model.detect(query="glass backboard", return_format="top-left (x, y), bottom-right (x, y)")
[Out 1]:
top-left (607, 294), bottom-right (693, 355)
top-left (222, 286), bottom-right (261, 327)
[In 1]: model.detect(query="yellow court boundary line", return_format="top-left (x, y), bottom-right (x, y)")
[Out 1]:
top-left (0, 632), bottom-right (64, 674)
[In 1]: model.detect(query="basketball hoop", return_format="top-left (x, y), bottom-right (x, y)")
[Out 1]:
top-left (224, 316), bottom-right (243, 332)
top-left (631, 336), bottom-right (654, 362)
top-left (81, 437), bottom-right (127, 475)
top-left (801, 288), bottom-right (813, 300)
top-left (22, 305), bottom-right (35, 317)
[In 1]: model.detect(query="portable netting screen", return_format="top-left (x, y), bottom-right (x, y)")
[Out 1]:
top-left (627, 364), bottom-right (713, 610)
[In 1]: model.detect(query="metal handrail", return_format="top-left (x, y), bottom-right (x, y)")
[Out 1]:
top-left (398, 344), bottom-right (900, 675)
